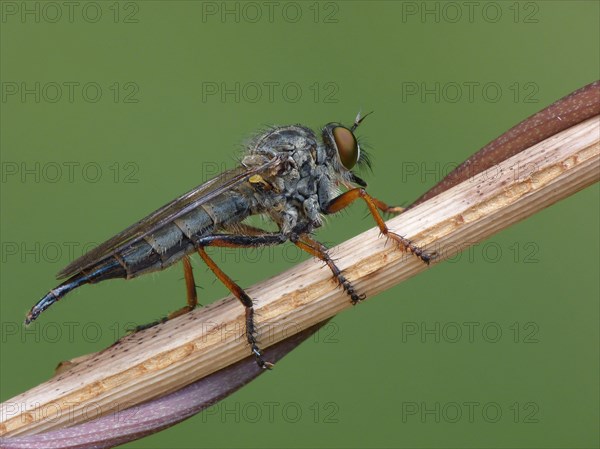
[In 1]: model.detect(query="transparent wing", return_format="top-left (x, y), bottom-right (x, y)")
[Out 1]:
top-left (57, 157), bottom-right (282, 279)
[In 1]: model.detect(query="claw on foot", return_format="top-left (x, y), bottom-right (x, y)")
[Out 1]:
top-left (385, 206), bottom-right (405, 214)
top-left (388, 231), bottom-right (436, 264)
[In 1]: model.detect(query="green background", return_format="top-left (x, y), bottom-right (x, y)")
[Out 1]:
top-left (1, 1), bottom-right (598, 448)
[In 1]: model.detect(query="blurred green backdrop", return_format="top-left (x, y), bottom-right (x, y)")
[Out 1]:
top-left (1, 1), bottom-right (598, 448)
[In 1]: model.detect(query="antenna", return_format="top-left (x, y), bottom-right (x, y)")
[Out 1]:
top-left (350, 110), bottom-right (374, 131)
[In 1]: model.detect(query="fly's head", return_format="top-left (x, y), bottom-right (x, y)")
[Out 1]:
top-left (321, 111), bottom-right (373, 188)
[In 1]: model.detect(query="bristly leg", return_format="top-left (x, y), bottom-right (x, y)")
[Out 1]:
top-left (193, 232), bottom-right (289, 369)
top-left (325, 188), bottom-right (436, 264)
top-left (133, 255), bottom-right (199, 332)
top-left (368, 197), bottom-right (405, 216)
top-left (197, 246), bottom-right (272, 369)
top-left (292, 234), bottom-right (365, 304)
top-left (369, 201), bottom-right (429, 258)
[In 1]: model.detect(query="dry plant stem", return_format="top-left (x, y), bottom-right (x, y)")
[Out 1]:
top-left (1, 116), bottom-right (599, 438)
top-left (0, 321), bottom-right (330, 449)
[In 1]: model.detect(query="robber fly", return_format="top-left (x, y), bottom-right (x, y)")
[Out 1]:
top-left (25, 112), bottom-right (433, 368)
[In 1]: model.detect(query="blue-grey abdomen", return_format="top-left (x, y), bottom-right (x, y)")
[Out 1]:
top-left (118, 191), bottom-right (252, 278)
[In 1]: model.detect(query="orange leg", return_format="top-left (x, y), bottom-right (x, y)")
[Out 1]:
top-left (197, 246), bottom-right (274, 369)
top-left (325, 188), bottom-right (434, 264)
top-left (194, 232), bottom-right (288, 368)
top-left (370, 197), bottom-right (405, 215)
top-left (134, 255), bottom-right (199, 331)
top-left (167, 255), bottom-right (198, 319)
top-left (293, 235), bottom-right (365, 304)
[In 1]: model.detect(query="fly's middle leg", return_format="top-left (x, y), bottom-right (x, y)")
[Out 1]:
top-left (292, 234), bottom-right (365, 305)
top-left (194, 232), bottom-right (288, 369)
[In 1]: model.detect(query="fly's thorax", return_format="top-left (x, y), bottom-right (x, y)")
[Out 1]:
top-left (251, 164), bottom-right (324, 234)
top-left (247, 125), bottom-right (318, 157)
top-left (244, 138), bottom-right (324, 234)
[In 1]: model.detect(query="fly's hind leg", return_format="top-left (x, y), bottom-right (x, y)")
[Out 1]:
top-left (134, 255), bottom-right (199, 331)
top-left (325, 188), bottom-right (435, 264)
top-left (167, 255), bottom-right (199, 319)
top-left (292, 234), bottom-right (365, 305)
top-left (195, 232), bottom-right (288, 369)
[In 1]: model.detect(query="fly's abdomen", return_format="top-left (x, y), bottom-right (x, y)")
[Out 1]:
top-left (26, 191), bottom-right (253, 324)
top-left (118, 190), bottom-right (253, 278)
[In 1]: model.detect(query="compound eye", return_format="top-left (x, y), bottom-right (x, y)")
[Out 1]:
top-left (333, 126), bottom-right (359, 170)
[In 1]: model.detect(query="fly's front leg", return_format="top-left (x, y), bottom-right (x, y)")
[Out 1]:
top-left (195, 233), bottom-right (287, 369)
top-left (134, 255), bottom-right (199, 331)
top-left (325, 188), bottom-right (434, 264)
top-left (348, 174), bottom-right (403, 215)
top-left (370, 197), bottom-right (405, 215)
top-left (292, 235), bottom-right (365, 305)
